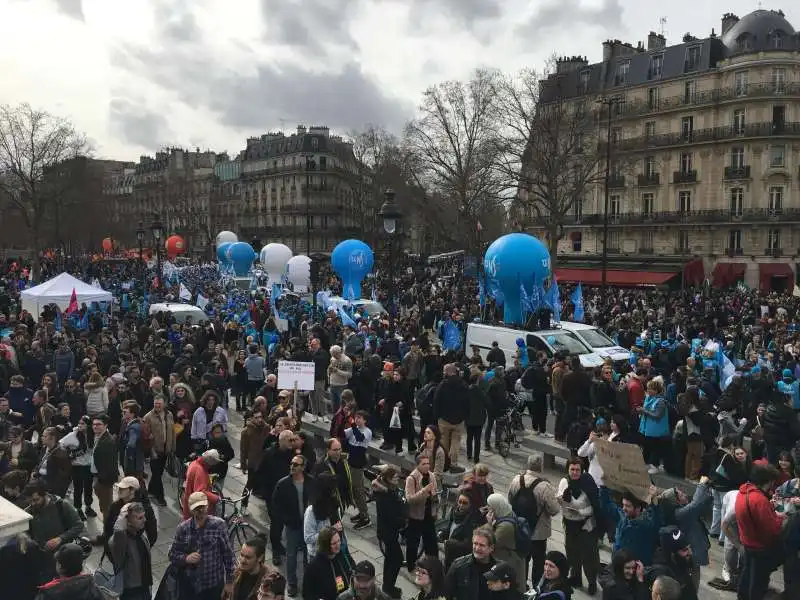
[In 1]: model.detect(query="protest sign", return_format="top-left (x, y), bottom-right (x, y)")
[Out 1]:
top-left (277, 360), bottom-right (315, 391)
top-left (594, 438), bottom-right (652, 502)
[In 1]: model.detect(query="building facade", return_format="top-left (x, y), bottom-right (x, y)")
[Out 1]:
top-left (531, 9), bottom-right (800, 291)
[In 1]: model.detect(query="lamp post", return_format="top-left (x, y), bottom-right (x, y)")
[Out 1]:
top-left (136, 222), bottom-right (146, 292)
top-left (379, 188), bottom-right (402, 314)
top-left (596, 97), bottom-right (618, 294)
top-left (151, 215), bottom-right (164, 297)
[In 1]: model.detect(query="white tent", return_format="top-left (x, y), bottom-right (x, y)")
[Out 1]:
top-left (21, 273), bottom-right (113, 320)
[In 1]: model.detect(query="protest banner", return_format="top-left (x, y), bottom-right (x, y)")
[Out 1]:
top-left (277, 360), bottom-right (315, 391)
top-left (594, 438), bottom-right (652, 502)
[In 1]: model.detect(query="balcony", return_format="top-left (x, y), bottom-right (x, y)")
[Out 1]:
top-left (597, 82), bottom-right (800, 121)
top-left (637, 173), bottom-right (660, 186)
top-left (611, 121), bottom-right (800, 153)
top-left (683, 60), bottom-right (700, 73)
top-left (726, 247), bottom-right (744, 257)
top-left (608, 176), bottom-right (626, 188)
top-left (765, 247), bottom-right (783, 257)
top-left (562, 207), bottom-right (800, 226)
top-left (674, 246), bottom-right (691, 254)
top-left (639, 247), bottom-right (655, 254)
top-left (673, 170), bottom-right (698, 184)
top-left (724, 165), bottom-right (752, 180)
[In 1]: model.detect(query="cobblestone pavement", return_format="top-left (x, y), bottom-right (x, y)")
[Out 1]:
top-left (81, 408), bottom-right (781, 599)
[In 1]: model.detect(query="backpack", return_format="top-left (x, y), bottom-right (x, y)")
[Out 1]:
top-left (496, 513), bottom-right (533, 557)
top-left (415, 383), bottom-right (436, 417)
top-left (510, 475), bottom-right (543, 531)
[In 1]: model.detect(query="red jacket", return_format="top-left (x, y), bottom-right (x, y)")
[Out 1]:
top-left (735, 483), bottom-right (783, 550)
top-left (181, 457), bottom-right (220, 519)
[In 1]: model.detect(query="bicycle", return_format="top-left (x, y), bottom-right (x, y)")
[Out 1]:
top-left (219, 489), bottom-right (261, 553)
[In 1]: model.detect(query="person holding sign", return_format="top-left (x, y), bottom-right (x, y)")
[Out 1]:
top-left (599, 484), bottom-right (662, 566)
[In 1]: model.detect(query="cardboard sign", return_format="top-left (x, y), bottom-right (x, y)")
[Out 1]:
top-left (277, 360), bottom-right (315, 391)
top-left (593, 438), bottom-right (652, 502)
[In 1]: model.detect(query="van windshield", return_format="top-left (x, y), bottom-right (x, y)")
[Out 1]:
top-left (532, 332), bottom-right (590, 355)
top-left (576, 328), bottom-right (615, 348)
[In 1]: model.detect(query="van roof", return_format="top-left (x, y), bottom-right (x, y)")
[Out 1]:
top-left (557, 322), bottom-right (595, 330)
top-left (467, 323), bottom-right (585, 337)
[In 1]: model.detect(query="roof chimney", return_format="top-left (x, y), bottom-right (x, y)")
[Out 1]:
top-left (647, 31), bottom-right (666, 50)
top-left (556, 55), bottom-right (589, 74)
top-left (722, 13), bottom-right (739, 36)
top-left (296, 125), bottom-right (307, 136)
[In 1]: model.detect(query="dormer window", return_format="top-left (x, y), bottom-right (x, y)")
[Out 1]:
top-left (770, 30), bottom-right (785, 49)
top-left (615, 60), bottom-right (630, 86)
top-left (579, 69), bottom-right (591, 92)
top-left (736, 33), bottom-right (753, 52)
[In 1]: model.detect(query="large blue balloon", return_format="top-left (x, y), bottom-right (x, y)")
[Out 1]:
top-left (217, 242), bottom-right (233, 263)
top-left (331, 239), bottom-right (374, 300)
top-left (226, 241), bottom-right (256, 276)
top-left (484, 233), bottom-right (551, 324)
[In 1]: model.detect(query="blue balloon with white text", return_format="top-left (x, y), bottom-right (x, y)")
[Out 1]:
top-left (331, 239), bottom-right (374, 300)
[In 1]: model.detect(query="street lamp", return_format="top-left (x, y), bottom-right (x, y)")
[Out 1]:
top-left (596, 97), bottom-right (619, 294)
top-left (379, 188), bottom-right (402, 313)
top-left (136, 222), bottom-right (146, 292)
top-left (151, 215), bottom-right (164, 296)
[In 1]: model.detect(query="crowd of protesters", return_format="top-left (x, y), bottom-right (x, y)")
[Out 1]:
top-left (0, 251), bottom-right (798, 600)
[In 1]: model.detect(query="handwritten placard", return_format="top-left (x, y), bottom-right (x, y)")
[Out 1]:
top-left (594, 438), bottom-right (652, 502)
top-left (277, 360), bottom-right (316, 391)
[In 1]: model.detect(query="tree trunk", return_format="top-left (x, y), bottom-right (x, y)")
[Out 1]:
top-left (31, 226), bottom-right (42, 282)
top-left (547, 226), bottom-right (560, 274)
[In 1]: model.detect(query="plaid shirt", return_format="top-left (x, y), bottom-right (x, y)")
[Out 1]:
top-left (169, 515), bottom-right (235, 592)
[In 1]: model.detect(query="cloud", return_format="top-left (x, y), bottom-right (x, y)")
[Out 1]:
top-left (258, 0), bottom-right (360, 52)
top-left (152, 2), bottom-right (202, 44)
top-left (515, 0), bottom-right (625, 39)
top-left (409, 0), bottom-right (502, 26)
top-left (50, 0), bottom-right (84, 21)
top-left (108, 97), bottom-right (172, 150)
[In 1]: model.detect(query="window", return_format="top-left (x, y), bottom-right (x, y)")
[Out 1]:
top-left (645, 156), bottom-right (657, 177)
top-left (730, 147), bottom-right (745, 169)
top-left (610, 195), bottom-right (621, 217)
top-left (681, 116), bottom-right (694, 140)
top-left (769, 186), bottom-right (783, 212)
top-left (571, 231), bottom-right (582, 252)
top-left (768, 229), bottom-right (781, 250)
top-left (728, 230), bottom-right (742, 250)
top-left (730, 188), bottom-right (743, 216)
top-left (678, 230), bottom-right (690, 250)
top-left (615, 61), bottom-right (630, 85)
top-left (686, 46), bottom-right (701, 70)
top-left (644, 121), bottom-right (656, 137)
top-left (608, 231), bottom-right (621, 250)
top-left (736, 34), bottom-right (753, 52)
top-left (611, 127), bottom-right (623, 144)
top-left (770, 145), bottom-right (785, 168)
top-left (310, 138), bottom-right (319, 150)
top-left (684, 80), bottom-right (696, 103)
top-left (679, 190), bottom-right (692, 212)
top-left (680, 152), bottom-right (693, 173)
top-left (650, 54), bottom-right (664, 79)
top-left (319, 156), bottom-right (327, 170)
top-left (772, 68), bottom-right (786, 93)
top-left (579, 69), bottom-right (591, 92)
top-left (573, 199), bottom-right (584, 220)
top-left (733, 109), bottom-right (746, 134)
top-left (771, 31), bottom-right (784, 49)
top-left (734, 71), bottom-right (748, 96)
top-left (648, 87), bottom-right (660, 109)
top-left (642, 192), bottom-right (654, 215)
top-left (613, 96), bottom-right (626, 115)
top-left (641, 230), bottom-right (654, 249)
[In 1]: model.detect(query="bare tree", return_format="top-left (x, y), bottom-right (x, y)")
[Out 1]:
top-left (0, 103), bottom-right (90, 275)
top-left (403, 69), bottom-right (505, 252)
top-left (494, 66), bottom-right (603, 269)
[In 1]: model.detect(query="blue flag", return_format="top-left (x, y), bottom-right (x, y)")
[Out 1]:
top-left (442, 319), bottom-right (462, 351)
top-left (271, 283), bottom-right (282, 302)
top-left (371, 286), bottom-right (377, 302)
top-left (54, 309), bottom-right (63, 332)
top-left (571, 283), bottom-right (584, 323)
top-left (79, 311), bottom-right (89, 330)
top-left (339, 306), bottom-right (357, 329)
top-left (529, 281), bottom-right (540, 312)
top-left (550, 277), bottom-right (562, 322)
top-left (479, 276), bottom-right (486, 308)
top-left (520, 280), bottom-right (531, 315)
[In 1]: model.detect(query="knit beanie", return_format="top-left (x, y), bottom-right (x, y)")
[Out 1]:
top-left (544, 550), bottom-right (569, 579)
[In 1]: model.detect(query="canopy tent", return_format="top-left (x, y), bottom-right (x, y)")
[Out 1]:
top-left (21, 273), bottom-right (113, 320)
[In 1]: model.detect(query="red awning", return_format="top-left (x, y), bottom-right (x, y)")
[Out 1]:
top-left (683, 258), bottom-right (705, 286)
top-left (759, 262), bottom-right (794, 292)
top-left (711, 262), bottom-right (746, 287)
top-left (554, 268), bottom-right (677, 286)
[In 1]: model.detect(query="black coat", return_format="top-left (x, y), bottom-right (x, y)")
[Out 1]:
top-left (373, 482), bottom-right (407, 540)
top-left (256, 446), bottom-right (293, 499)
top-left (272, 474), bottom-right (315, 529)
top-left (102, 489), bottom-right (158, 561)
top-left (93, 430), bottom-right (119, 485)
top-left (302, 552), bottom-right (352, 600)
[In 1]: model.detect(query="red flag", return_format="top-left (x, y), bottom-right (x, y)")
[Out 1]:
top-left (153, 276), bottom-right (160, 289)
top-left (65, 288), bottom-right (78, 314)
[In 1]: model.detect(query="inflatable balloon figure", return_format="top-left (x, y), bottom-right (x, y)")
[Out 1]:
top-left (226, 242), bottom-right (256, 276)
top-left (483, 233), bottom-right (551, 325)
top-left (287, 255), bottom-right (312, 292)
top-left (259, 243), bottom-right (293, 286)
top-left (165, 235), bottom-right (185, 259)
top-left (331, 240), bottom-right (374, 300)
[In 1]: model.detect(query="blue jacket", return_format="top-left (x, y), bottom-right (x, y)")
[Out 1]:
top-left (5, 386), bottom-right (35, 426)
top-left (639, 394), bottom-right (669, 438)
top-left (601, 487), bottom-right (662, 565)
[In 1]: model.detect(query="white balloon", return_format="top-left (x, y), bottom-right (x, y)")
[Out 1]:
top-left (216, 231), bottom-right (238, 245)
top-left (260, 243), bottom-right (293, 285)
top-left (287, 255), bottom-right (312, 291)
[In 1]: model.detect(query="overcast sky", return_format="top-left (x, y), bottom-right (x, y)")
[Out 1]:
top-left (0, 0), bottom-right (795, 161)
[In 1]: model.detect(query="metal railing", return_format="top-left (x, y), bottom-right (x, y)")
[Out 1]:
top-left (564, 207), bottom-right (800, 225)
top-left (611, 121), bottom-right (800, 152)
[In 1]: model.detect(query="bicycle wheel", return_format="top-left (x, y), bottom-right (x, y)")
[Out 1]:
top-left (229, 522), bottom-right (260, 553)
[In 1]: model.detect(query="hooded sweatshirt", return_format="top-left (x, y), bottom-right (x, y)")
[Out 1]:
top-left (735, 482), bottom-right (784, 550)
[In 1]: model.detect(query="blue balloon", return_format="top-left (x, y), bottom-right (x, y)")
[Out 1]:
top-left (226, 242), bottom-right (256, 276)
top-left (217, 242), bottom-right (233, 263)
top-left (547, 336), bottom-right (556, 344)
top-left (331, 239), bottom-right (374, 300)
top-left (483, 233), bottom-right (551, 325)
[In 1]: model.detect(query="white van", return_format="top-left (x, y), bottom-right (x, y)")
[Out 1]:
top-left (557, 322), bottom-right (632, 364)
top-left (465, 323), bottom-right (605, 368)
top-left (149, 302), bottom-right (208, 324)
